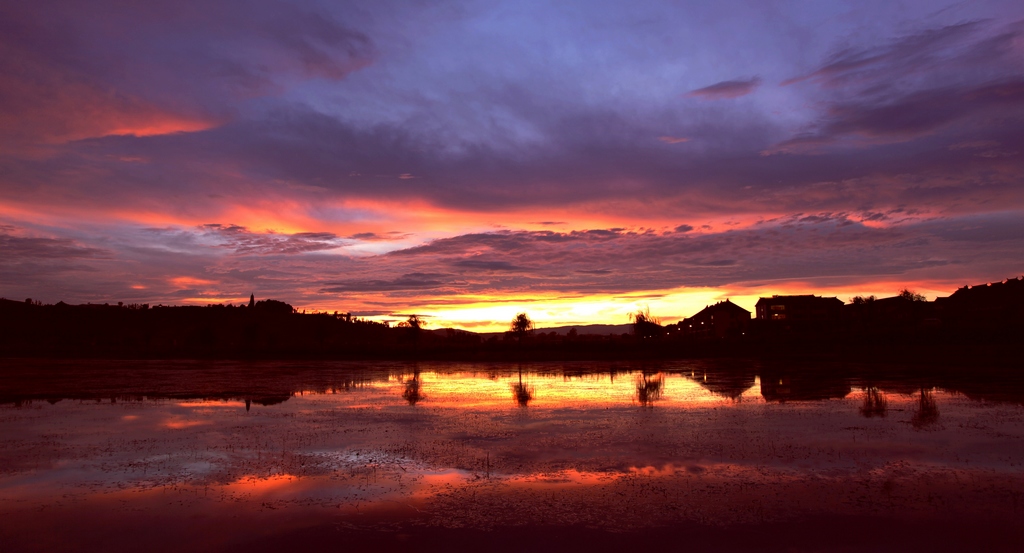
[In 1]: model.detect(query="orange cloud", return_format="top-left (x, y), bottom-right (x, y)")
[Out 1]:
top-left (170, 277), bottom-right (217, 288)
top-left (0, 50), bottom-right (217, 150)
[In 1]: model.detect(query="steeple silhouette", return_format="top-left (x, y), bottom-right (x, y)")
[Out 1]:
top-left (249, 293), bottom-right (255, 308)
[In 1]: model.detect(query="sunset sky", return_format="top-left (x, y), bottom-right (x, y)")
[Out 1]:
top-left (2, 0), bottom-right (1023, 331)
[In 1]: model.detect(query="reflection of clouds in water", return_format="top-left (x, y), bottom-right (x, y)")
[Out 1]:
top-left (311, 450), bottom-right (429, 472)
top-left (162, 417), bottom-right (211, 429)
top-left (2, 367), bottom-right (1022, 538)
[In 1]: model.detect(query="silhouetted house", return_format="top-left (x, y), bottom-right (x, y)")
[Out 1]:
top-left (681, 299), bottom-right (750, 339)
top-left (755, 295), bottom-right (843, 332)
top-left (935, 276), bottom-right (1024, 330)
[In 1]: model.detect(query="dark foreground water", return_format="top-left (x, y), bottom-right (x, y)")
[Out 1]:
top-left (1, 359), bottom-right (1023, 552)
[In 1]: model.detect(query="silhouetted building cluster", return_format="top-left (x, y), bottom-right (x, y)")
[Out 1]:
top-left (665, 276), bottom-right (1023, 361)
top-left (935, 277), bottom-right (1024, 334)
top-left (755, 295), bottom-right (844, 325)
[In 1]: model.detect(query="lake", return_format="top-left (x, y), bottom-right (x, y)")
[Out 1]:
top-left (2, 359), bottom-right (1023, 552)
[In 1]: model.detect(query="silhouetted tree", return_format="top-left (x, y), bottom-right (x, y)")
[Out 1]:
top-left (631, 307), bottom-right (663, 339)
top-left (898, 288), bottom-right (927, 302)
top-left (509, 312), bottom-right (533, 343)
top-left (398, 314), bottom-right (424, 346)
top-left (252, 299), bottom-right (293, 315)
top-left (851, 295), bottom-right (876, 305)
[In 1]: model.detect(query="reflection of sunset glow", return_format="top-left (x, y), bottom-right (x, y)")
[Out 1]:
top-left (223, 474), bottom-right (299, 494)
top-left (3, 364), bottom-right (1022, 550)
top-left (174, 400), bottom-right (247, 409)
top-left (291, 371), bottom-right (762, 410)
top-left (507, 469), bottom-right (617, 488)
top-left (408, 470), bottom-right (472, 497)
top-left (162, 417), bottom-right (211, 429)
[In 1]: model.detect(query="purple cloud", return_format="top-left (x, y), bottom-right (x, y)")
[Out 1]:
top-left (200, 224), bottom-right (345, 255)
top-left (0, 229), bottom-right (108, 260)
top-left (1, 2), bottom-right (1023, 316)
top-left (0, 0), bottom-right (374, 147)
top-left (0, 210), bottom-right (1021, 315)
top-left (769, 20), bottom-right (1024, 153)
top-left (686, 78), bottom-right (762, 99)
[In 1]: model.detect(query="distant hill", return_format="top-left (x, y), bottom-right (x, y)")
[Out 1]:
top-left (466, 323), bottom-right (633, 337)
top-left (537, 323), bottom-right (633, 336)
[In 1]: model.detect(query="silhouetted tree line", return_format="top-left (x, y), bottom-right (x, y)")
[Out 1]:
top-left (0, 297), bottom-right (662, 359)
top-left (1, 277), bottom-right (1022, 361)
top-left (0, 297), bottom-right (394, 358)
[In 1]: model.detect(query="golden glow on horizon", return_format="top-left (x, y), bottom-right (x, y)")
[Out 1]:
top-left (390, 289), bottom-right (743, 332)
top-left (296, 277), bottom-right (958, 331)
top-left (180, 297), bottom-right (252, 305)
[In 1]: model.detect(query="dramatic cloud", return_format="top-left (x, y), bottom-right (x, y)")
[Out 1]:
top-left (770, 20), bottom-right (1024, 152)
top-left (0, 229), bottom-right (108, 260)
top-left (1, 1), bottom-right (1023, 327)
top-left (0, 0), bottom-right (373, 148)
top-left (199, 224), bottom-right (345, 255)
top-left (4, 213), bottom-right (1020, 310)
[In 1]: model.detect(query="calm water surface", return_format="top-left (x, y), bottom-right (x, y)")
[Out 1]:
top-left (1, 359), bottom-right (1023, 552)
